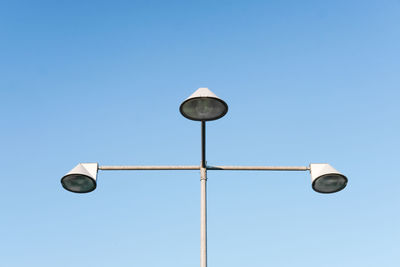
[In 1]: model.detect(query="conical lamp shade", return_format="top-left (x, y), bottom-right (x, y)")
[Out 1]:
top-left (61, 163), bottom-right (98, 193)
top-left (310, 164), bottom-right (347, 193)
top-left (180, 88), bottom-right (228, 121)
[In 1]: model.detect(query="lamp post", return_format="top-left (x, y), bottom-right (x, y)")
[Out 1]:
top-left (61, 88), bottom-right (348, 267)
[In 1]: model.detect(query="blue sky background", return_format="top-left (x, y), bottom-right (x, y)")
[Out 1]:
top-left (1, 0), bottom-right (399, 266)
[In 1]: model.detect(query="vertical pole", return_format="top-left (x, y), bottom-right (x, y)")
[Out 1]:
top-left (201, 121), bottom-right (206, 168)
top-left (200, 121), bottom-right (207, 267)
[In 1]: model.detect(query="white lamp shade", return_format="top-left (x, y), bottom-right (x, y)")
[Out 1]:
top-left (180, 88), bottom-right (228, 121)
top-left (61, 163), bottom-right (98, 193)
top-left (310, 163), bottom-right (347, 193)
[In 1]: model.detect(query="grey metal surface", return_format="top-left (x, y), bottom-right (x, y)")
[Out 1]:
top-left (99, 165), bottom-right (200, 170)
top-left (207, 166), bottom-right (310, 171)
top-left (98, 165), bottom-right (309, 171)
top-left (200, 166), bottom-right (207, 267)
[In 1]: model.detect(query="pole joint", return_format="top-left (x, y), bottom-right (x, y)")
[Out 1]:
top-left (200, 164), bottom-right (207, 181)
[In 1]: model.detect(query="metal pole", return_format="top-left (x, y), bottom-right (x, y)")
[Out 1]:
top-left (99, 165), bottom-right (200, 170)
top-left (98, 165), bottom-right (309, 171)
top-left (96, 164), bottom-right (309, 267)
top-left (201, 121), bottom-right (206, 168)
top-left (207, 166), bottom-right (310, 171)
top-left (200, 166), bottom-right (207, 267)
top-left (200, 121), bottom-right (207, 267)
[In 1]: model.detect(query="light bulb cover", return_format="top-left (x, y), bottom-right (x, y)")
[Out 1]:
top-left (61, 163), bottom-right (98, 193)
top-left (310, 163), bottom-right (348, 194)
top-left (180, 88), bottom-right (228, 121)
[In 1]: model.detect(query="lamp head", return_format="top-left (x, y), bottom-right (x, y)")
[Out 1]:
top-left (180, 88), bottom-right (228, 121)
top-left (310, 163), bottom-right (347, 194)
top-left (61, 163), bottom-right (98, 193)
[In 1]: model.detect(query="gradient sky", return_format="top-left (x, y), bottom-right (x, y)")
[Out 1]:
top-left (1, 1), bottom-right (399, 266)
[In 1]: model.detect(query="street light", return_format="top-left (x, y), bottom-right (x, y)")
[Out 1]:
top-left (61, 88), bottom-right (348, 267)
top-left (310, 163), bottom-right (348, 193)
top-left (180, 87), bottom-right (228, 121)
top-left (61, 163), bottom-right (98, 193)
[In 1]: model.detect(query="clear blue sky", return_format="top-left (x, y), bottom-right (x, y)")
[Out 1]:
top-left (1, 1), bottom-right (399, 266)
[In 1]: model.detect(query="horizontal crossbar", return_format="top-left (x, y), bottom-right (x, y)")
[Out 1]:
top-left (98, 165), bottom-right (310, 171)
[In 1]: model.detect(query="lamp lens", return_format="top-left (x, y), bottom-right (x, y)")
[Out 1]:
top-left (181, 97), bottom-right (227, 121)
top-left (313, 174), bottom-right (347, 193)
top-left (62, 174), bottom-right (96, 193)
